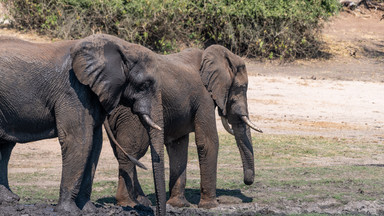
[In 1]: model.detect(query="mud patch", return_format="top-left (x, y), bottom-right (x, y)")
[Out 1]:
top-left (3, 200), bottom-right (381, 216)
top-left (0, 203), bottom-right (153, 216)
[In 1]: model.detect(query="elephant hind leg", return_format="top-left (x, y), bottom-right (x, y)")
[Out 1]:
top-left (116, 158), bottom-right (152, 207)
top-left (133, 166), bottom-right (152, 206)
top-left (166, 135), bottom-right (191, 208)
top-left (116, 166), bottom-right (140, 207)
top-left (0, 141), bottom-right (20, 204)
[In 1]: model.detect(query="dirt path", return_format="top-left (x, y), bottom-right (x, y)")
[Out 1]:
top-left (246, 76), bottom-right (384, 141)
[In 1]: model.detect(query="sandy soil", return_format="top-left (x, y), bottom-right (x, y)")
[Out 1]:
top-left (216, 8), bottom-right (384, 144)
top-left (0, 5), bottom-right (384, 216)
top-left (246, 75), bottom-right (383, 141)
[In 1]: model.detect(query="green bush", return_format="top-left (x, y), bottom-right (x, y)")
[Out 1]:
top-left (1, 0), bottom-right (341, 59)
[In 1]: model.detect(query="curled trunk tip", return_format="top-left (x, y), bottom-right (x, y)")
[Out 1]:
top-left (244, 169), bottom-right (254, 185)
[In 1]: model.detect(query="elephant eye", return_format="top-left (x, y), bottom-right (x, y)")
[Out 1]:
top-left (139, 80), bottom-right (152, 91)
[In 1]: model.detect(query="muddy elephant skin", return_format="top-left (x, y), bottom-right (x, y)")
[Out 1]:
top-left (0, 34), bottom-right (166, 215)
top-left (107, 45), bottom-right (260, 209)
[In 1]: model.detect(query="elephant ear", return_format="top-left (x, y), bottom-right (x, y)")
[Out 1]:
top-left (71, 34), bottom-right (128, 114)
top-left (200, 45), bottom-right (239, 116)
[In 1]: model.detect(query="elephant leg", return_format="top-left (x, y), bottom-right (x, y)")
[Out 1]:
top-left (0, 141), bottom-right (20, 204)
top-left (116, 164), bottom-right (151, 207)
top-left (194, 110), bottom-right (219, 209)
top-left (133, 166), bottom-right (152, 206)
top-left (111, 108), bottom-right (151, 207)
top-left (116, 164), bottom-right (139, 207)
top-left (166, 135), bottom-right (190, 207)
top-left (75, 125), bottom-right (103, 212)
top-left (55, 113), bottom-right (99, 213)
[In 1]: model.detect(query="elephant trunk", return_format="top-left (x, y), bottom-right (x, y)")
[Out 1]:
top-left (232, 121), bottom-right (255, 185)
top-left (150, 139), bottom-right (166, 215)
top-left (148, 92), bottom-right (166, 216)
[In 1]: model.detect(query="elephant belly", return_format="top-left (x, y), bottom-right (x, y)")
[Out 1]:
top-left (164, 114), bottom-right (194, 144)
top-left (0, 107), bottom-right (57, 143)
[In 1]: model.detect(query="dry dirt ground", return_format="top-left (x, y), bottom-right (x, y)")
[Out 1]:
top-left (0, 6), bottom-right (384, 216)
top-left (245, 8), bottom-right (384, 142)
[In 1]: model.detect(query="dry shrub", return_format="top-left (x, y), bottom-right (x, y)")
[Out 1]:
top-left (2, 0), bottom-right (341, 59)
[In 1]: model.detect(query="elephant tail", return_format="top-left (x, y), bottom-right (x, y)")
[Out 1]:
top-left (103, 119), bottom-right (148, 170)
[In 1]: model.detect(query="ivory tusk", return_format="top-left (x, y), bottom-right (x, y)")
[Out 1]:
top-left (142, 114), bottom-right (162, 131)
top-left (104, 119), bottom-right (148, 170)
top-left (221, 116), bottom-right (234, 135)
top-left (241, 116), bottom-right (263, 133)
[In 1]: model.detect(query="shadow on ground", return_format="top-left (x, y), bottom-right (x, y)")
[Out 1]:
top-left (96, 188), bottom-right (252, 207)
top-left (362, 41), bottom-right (384, 59)
top-left (358, 164), bottom-right (384, 167)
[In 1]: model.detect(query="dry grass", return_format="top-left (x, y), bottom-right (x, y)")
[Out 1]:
top-left (7, 132), bottom-right (384, 208)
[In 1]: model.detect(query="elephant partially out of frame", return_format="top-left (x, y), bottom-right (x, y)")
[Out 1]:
top-left (0, 34), bottom-right (166, 215)
top-left (107, 45), bottom-right (262, 209)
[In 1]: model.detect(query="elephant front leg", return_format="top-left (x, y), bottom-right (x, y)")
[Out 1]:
top-left (75, 125), bottom-right (103, 212)
top-left (55, 116), bottom-right (99, 213)
top-left (166, 135), bottom-right (190, 207)
top-left (194, 112), bottom-right (219, 209)
top-left (0, 141), bottom-right (20, 204)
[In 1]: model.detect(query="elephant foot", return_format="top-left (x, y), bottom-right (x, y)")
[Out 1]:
top-left (198, 199), bottom-right (219, 209)
top-left (81, 201), bottom-right (97, 213)
top-left (0, 185), bottom-right (20, 204)
top-left (117, 198), bottom-right (138, 208)
top-left (167, 196), bottom-right (191, 208)
top-left (137, 195), bottom-right (152, 206)
top-left (55, 200), bottom-right (81, 215)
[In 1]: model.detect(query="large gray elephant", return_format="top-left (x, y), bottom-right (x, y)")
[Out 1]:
top-left (0, 34), bottom-right (166, 215)
top-left (106, 45), bottom-right (262, 209)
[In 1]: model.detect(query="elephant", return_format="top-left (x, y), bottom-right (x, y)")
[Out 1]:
top-left (106, 45), bottom-right (262, 209)
top-left (0, 34), bottom-right (166, 215)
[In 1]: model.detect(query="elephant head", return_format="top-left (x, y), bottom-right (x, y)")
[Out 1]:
top-left (70, 34), bottom-right (160, 129)
top-left (70, 34), bottom-right (165, 215)
top-left (200, 45), bottom-right (262, 185)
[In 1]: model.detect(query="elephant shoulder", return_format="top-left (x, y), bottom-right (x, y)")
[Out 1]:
top-left (163, 48), bottom-right (202, 66)
top-left (0, 37), bottom-right (35, 53)
top-left (179, 48), bottom-right (203, 65)
top-left (0, 36), bottom-right (31, 45)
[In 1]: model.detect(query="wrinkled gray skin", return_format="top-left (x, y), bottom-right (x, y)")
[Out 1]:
top-left (0, 34), bottom-right (166, 215)
top-left (107, 45), bottom-right (258, 209)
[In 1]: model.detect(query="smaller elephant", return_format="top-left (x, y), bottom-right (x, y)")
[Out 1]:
top-left (107, 45), bottom-right (262, 209)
